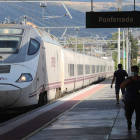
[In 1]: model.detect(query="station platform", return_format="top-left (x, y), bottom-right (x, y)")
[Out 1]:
top-left (0, 78), bottom-right (140, 140)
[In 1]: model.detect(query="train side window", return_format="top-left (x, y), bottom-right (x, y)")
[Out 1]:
top-left (68, 64), bottom-right (69, 73)
top-left (96, 66), bottom-right (97, 73)
top-left (97, 65), bottom-right (99, 73)
top-left (28, 39), bottom-right (40, 55)
top-left (92, 65), bottom-right (95, 73)
top-left (70, 64), bottom-right (74, 76)
top-left (77, 64), bottom-right (83, 75)
top-left (85, 65), bottom-right (90, 74)
top-left (100, 65), bottom-right (102, 72)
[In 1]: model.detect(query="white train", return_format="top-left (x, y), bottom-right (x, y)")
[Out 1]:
top-left (0, 24), bottom-right (114, 110)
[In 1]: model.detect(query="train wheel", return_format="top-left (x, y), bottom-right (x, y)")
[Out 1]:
top-left (43, 91), bottom-right (47, 105)
top-left (38, 91), bottom-right (48, 107)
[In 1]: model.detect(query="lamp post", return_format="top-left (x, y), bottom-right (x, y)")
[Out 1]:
top-left (117, 0), bottom-right (122, 64)
top-left (83, 43), bottom-right (85, 54)
top-left (125, 29), bottom-right (129, 74)
top-left (64, 34), bottom-right (66, 47)
top-left (129, 42), bottom-right (131, 76)
top-left (123, 28), bottom-right (125, 70)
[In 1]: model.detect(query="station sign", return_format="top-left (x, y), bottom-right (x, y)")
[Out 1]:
top-left (86, 11), bottom-right (140, 28)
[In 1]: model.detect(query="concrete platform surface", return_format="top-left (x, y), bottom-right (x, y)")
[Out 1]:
top-left (27, 79), bottom-right (140, 140)
top-left (0, 78), bottom-right (139, 140)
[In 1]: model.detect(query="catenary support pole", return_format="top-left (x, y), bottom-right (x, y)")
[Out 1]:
top-left (48, 28), bottom-right (50, 33)
top-left (91, 0), bottom-right (93, 11)
top-left (118, 28), bottom-right (121, 64)
top-left (123, 29), bottom-right (125, 70)
top-left (134, 0), bottom-right (135, 11)
top-left (64, 35), bottom-right (66, 47)
top-left (129, 42), bottom-right (131, 76)
top-left (101, 46), bottom-right (102, 57)
top-left (117, 2), bottom-right (121, 64)
top-left (126, 29), bottom-right (129, 75)
top-left (75, 35), bottom-right (77, 51)
top-left (83, 43), bottom-right (85, 54)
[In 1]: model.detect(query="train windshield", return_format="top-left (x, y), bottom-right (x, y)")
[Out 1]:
top-left (0, 29), bottom-right (23, 35)
top-left (0, 36), bottom-right (21, 53)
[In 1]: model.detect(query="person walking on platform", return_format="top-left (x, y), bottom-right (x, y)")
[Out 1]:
top-left (110, 64), bottom-right (128, 105)
top-left (120, 65), bottom-right (140, 131)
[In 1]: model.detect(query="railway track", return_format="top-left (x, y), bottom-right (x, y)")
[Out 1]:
top-left (0, 78), bottom-right (112, 124)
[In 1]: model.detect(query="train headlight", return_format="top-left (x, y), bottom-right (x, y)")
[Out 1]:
top-left (16, 73), bottom-right (33, 82)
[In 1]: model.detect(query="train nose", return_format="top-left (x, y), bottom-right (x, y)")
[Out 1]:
top-left (0, 85), bottom-right (21, 107)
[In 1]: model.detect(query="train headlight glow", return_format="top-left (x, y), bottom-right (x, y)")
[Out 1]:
top-left (16, 73), bottom-right (33, 82)
top-left (21, 76), bottom-right (26, 81)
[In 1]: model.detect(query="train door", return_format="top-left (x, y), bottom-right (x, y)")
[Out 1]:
top-left (56, 51), bottom-right (58, 82)
top-left (36, 44), bottom-right (45, 91)
top-left (89, 56), bottom-right (92, 84)
top-left (42, 45), bottom-right (46, 85)
top-left (74, 53), bottom-right (76, 91)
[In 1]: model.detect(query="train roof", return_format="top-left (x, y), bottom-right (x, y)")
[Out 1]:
top-left (0, 24), bottom-right (114, 62)
top-left (0, 24), bottom-right (32, 30)
top-left (36, 28), bottom-right (61, 46)
top-left (63, 48), bottom-right (114, 62)
top-left (0, 24), bottom-right (61, 46)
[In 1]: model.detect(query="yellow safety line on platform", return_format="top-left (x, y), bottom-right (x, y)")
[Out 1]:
top-left (22, 84), bottom-right (107, 140)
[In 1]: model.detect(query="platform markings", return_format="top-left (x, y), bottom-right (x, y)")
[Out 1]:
top-left (22, 84), bottom-right (107, 140)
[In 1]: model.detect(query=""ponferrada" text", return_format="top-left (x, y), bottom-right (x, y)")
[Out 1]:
top-left (99, 17), bottom-right (133, 23)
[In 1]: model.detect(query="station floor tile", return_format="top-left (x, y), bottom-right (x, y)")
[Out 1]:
top-left (28, 79), bottom-right (139, 140)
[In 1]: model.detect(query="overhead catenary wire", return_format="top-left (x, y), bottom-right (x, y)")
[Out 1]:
top-left (0, 4), bottom-right (29, 24)
top-left (44, 7), bottom-right (83, 32)
top-left (2, 1), bottom-right (92, 38)
top-left (1, 4), bottom-right (22, 17)
top-left (27, 3), bottom-right (81, 36)
top-left (44, 7), bottom-right (64, 27)
top-left (0, 4), bottom-right (23, 18)
top-left (26, 16), bottom-right (71, 37)
top-left (3, 1), bottom-right (61, 27)
top-left (25, 1), bottom-right (85, 26)
top-left (80, 30), bottom-right (95, 36)
top-left (27, 16), bottom-right (48, 27)
top-left (61, 16), bottom-right (85, 25)
top-left (27, 16), bottom-right (66, 35)
top-left (13, 16), bottom-right (23, 21)
top-left (19, 3), bottom-right (87, 37)
top-left (78, 30), bottom-right (84, 37)
top-left (13, 3), bottom-right (50, 16)
top-left (6, 1), bottom-right (77, 36)
top-left (51, 29), bottom-right (62, 37)
top-left (51, 28), bottom-right (66, 35)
